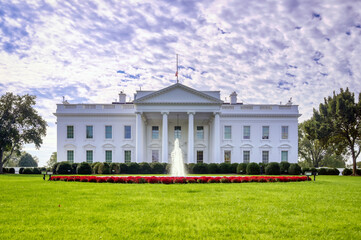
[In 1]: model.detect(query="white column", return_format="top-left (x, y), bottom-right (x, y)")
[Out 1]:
top-left (187, 112), bottom-right (195, 163)
top-left (162, 112), bottom-right (169, 163)
top-left (135, 112), bottom-right (143, 163)
top-left (213, 112), bottom-right (221, 163)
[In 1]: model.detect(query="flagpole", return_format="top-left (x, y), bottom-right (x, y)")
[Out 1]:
top-left (176, 54), bottom-right (179, 83)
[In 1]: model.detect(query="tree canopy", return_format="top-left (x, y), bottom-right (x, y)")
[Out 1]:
top-left (0, 93), bottom-right (47, 173)
top-left (18, 153), bottom-right (38, 167)
top-left (47, 152), bottom-right (57, 168)
top-left (304, 88), bottom-right (361, 175)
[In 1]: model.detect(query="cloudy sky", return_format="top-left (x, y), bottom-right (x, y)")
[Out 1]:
top-left (1, 0), bottom-right (361, 166)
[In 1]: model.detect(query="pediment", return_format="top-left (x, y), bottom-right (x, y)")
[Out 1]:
top-left (64, 144), bottom-right (76, 149)
top-left (102, 143), bottom-right (115, 148)
top-left (148, 143), bottom-right (161, 148)
top-left (121, 143), bottom-right (135, 148)
top-left (83, 144), bottom-right (96, 149)
top-left (221, 143), bottom-right (234, 148)
top-left (278, 144), bottom-right (292, 148)
top-left (195, 143), bottom-right (207, 148)
top-left (260, 144), bottom-right (272, 149)
top-left (133, 83), bottom-right (223, 105)
top-left (240, 144), bottom-right (254, 148)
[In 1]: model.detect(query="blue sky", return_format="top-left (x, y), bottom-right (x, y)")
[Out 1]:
top-left (1, 0), bottom-right (361, 166)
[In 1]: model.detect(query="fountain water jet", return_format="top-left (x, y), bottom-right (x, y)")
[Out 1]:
top-left (170, 138), bottom-right (187, 176)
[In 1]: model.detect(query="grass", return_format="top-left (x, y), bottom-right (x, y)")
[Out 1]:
top-left (0, 175), bottom-right (360, 240)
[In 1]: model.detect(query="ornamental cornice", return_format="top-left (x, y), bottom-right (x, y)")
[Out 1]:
top-left (220, 114), bottom-right (301, 118)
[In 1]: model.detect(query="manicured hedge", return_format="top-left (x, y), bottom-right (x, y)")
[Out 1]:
top-left (288, 164), bottom-right (302, 175)
top-left (237, 163), bottom-right (248, 174)
top-left (280, 162), bottom-right (291, 174)
top-left (76, 162), bottom-right (92, 174)
top-left (246, 163), bottom-right (260, 175)
top-left (56, 162), bottom-right (72, 174)
top-left (265, 162), bottom-right (280, 175)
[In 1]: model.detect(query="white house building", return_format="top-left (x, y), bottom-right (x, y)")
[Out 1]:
top-left (55, 83), bottom-right (301, 164)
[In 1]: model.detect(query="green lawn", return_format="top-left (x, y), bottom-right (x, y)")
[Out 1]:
top-left (0, 175), bottom-right (360, 240)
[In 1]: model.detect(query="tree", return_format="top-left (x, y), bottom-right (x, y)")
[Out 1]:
top-left (299, 121), bottom-right (347, 168)
top-left (305, 88), bottom-right (361, 175)
top-left (18, 153), bottom-right (38, 167)
top-left (0, 93), bottom-right (47, 174)
top-left (46, 152), bottom-right (57, 168)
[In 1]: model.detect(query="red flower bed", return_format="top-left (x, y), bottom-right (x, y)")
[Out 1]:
top-left (49, 175), bottom-right (310, 184)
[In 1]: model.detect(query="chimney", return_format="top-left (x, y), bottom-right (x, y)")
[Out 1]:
top-left (230, 91), bottom-right (237, 105)
top-left (118, 91), bottom-right (126, 104)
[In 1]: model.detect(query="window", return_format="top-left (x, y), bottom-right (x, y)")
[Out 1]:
top-left (124, 126), bottom-right (131, 139)
top-left (196, 126), bottom-right (204, 140)
top-left (243, 126), bottom-right (250, 139)
top-left (282, 126), bottom-right (288, 139)
top-left (67, 126), bottom-right (74, 139)
top-left (224, 126), bottom-right (232, 139)
top-left (262, 126), bottom-right (269, 139)
top-left (152, 150), bottom-right (159, 163)
top-left (105, 150), bottom-right (112, 163)
top-left (86, 150), bottom-right (93, 164)
top-left (262, 151), bottom-right (269, 164)
top-left (224, 150), bottom-right (231, 163)
top-left (281, 151), bottom-right (288, 162)
top-left (243, 150), bottom-right (250, 164)
top-left (86, 125), bottom-right (93, 139)
top-left (67, 150), bottom-right (74, 163)
top-left (105, 126), bottom-right (112, 139)
top-left (197, 151), bottom-right (204, 163)
top-left (124, 150), bottom-right (131, 163)
top-left (174, 126), bottom-right (181, 139)
top-left (152, 126), bottom-right (159, 139)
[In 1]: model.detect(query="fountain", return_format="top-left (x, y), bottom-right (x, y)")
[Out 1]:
top-left (170, 138), bottom-right (187, 176)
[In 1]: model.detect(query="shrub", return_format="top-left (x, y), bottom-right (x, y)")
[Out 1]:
top-left (187, 178), bottom-right (196, 183)
top-left (139, 162), bottom-right (151, 174)
top-left (52, 162), bottom-right (60, 174)
top-left (318, 168), bottom-right (328, 175)
top-left (77, 162), bottom-right (92, 174)
top-left (326, 168), bottom-right (340, 175)
top-left (150, 162), bottom-right (165, 174)
top-left (237, 163), bottom-right (248, 174)
top-left (288, 164), bottom-right (302, 175)
top-left (98, 163), bottom-right (110, 174)
top-left (302, 167), bottom-right (310, 175)
top-left (258, 163), bottom-right (268, 174)
top-left (280, 162), bottom-right (291, 174)
top-left (106, 177), bottom-right (115, 183)
top-left (186, 163), bottom-right (196, 174)
top-left (357, 169), bottom-right (361, 175)
top-left (193, 163), bottom-right (208, 174)
top-left (71, 163), bottom-right (78, 174)
top-left (92, 162), bottom-right (102, 174)
top-left (230, 163), bottom-right (239, 174)
top-left (265, 162), bottom-right (280, 175)
top-left (207, 163), bottom-right (219, 174)
top-left (8, 168), bottom-right (15, 174)
top-left (137, 177), bottom-right (147, 184)
top-left (119, 163), bottom-right (128, 174)
top-left (310, 167), bottom-right (317, 174)
top-left (246, 163), bottom-right (260, 175)
top-left (32, 168), bottom-right (41, 174)
top-left (342, 168), bottom-right (352, 176)
top-left (22, 168), bottom-right (33, 174)
top-left (56, 162), bottom-right (72, 174)
top-left (110, 163), bottom-right (120, 174)
top-left (19, 168), bottom-right (24, 174)
top-left (219, 163), bottom-right (232, 173)
top-left (127, 162), bottom-right (140, 174)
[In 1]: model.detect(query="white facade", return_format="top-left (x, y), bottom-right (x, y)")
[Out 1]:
top-left (55, 83), bottom-right (301, 164)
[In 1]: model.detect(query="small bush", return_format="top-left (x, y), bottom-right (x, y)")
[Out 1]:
top-left (193, 163), bottom-right (208, 174)
top-left (119, 163), bottom-right (128, 174)
top-left (8, 168), bottom-right (15, 174)
top-left (56, 162), bottom-right (72, 174)
top-left (110, 163), bottom-right (120, 174)
top-left (52, 162), bottom-right (60, 174)
top-left (326, 168), bottom-right (340, 175)
top-left (207, 163), bottom-right (219, 174)
top-left (318, 168), bottom-right (328, 175)
top-left (259, 163), bottom-right (268, 174)
top-left (246, 163), bottom-right (260, 175)
top-left (19, 168), bottom-right (24, 174)
top-left (98, 163), bottom-right (110, 174)
top-left (265, 162), bottom-right (280, 175)
top-left (342, 168), bottom-right (352, 176)
top-left (92, 162), bottom-right (102, 174)
top-left (219, 163), bottom-right (232, 173)
top-left (186, 163), bottom-right (196, 174)
top-left (237, 163), bottom-right (248, 174)
top-left (302, 167), bottom-right (310, 175)
top-left (150, 162), bottom-right (165, 174)
top-left (139, 162), bottom-right (151, 174)
top-left (32, 168), bottom-right (41, 174)
top-left (127, 162), bottom-right (140, 174)
top-left (77, 162), bottom-right (92, 174)
top-left (71, 163), bottom-right (78, 174)
top-left (280, 162), bottom-right (291, 174)
top-left (22, 168), bottom-right (33, 174)
top-left (288, 164), bottom-right (302, 175)
top-left (230, 163), bottom-right (239, 174)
